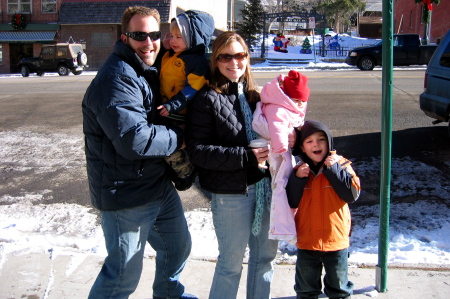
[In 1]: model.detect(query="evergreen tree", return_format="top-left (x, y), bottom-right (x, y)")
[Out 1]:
top-left (301, 37), bottom-right (312, 54)
top-left (316, 0), bottom-right (366, 33)
top-left (235, 0), bottom-right (265, 49)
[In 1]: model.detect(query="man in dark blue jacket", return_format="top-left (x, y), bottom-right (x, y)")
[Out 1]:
top-left (82, 6), bottom-right (195, 299)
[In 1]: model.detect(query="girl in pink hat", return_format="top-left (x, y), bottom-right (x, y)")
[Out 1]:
top-left (252, 70), bottom-right (310, 243)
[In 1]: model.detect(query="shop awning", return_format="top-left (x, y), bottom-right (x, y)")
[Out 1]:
top-left (0, 31), bottom-right (57, 43)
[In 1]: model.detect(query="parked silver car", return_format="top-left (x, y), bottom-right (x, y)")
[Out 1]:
top-left (419, 29), bottom-right (450, 136)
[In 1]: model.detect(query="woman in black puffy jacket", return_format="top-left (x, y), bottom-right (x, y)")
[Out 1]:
top-left (186, 31), bottom-right (279, 299)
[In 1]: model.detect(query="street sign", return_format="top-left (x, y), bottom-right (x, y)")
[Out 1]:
top-left (309, 17), bottom-right (315, 29)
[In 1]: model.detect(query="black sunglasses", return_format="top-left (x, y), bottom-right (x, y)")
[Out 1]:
top-left (125, 31), bottom-right (161, 42)
top-left (217, 52), bottom-right (248, 63)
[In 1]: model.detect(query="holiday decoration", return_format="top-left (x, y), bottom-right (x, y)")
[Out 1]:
top-left (273, 33), bottom-right (289, 53)
top-left (281, 37), bottom-right (290, 53)
top-left (415, 0), bottom-right (440, 23)
top-left (12, 14), bottom-right (27, 30)
top-left (301, 37), bottom-right (312, 54)
top-left (273, 33), bottom-right (284, 52)
top-left (415, 0), bottom-right (439, 10)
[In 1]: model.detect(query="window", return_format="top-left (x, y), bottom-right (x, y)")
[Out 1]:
top-left (42, 0), bottom-right (56, 13)
top-left (41, 47), bottom-right (55, 59)
top-left (91, 33), bottom-right (112, 48)
top-left (439, 42), bottom-right (450, 68)
top-left (8, 0), bottom-right (32, 13)
top-left (70, 44), bottom-right (83, 55)
top-left (57, 47), bottom-right (68, 57)
top-left (409, 11), bottom-right (413, 29)
top-left (394, 36), bottom-right (404, 47)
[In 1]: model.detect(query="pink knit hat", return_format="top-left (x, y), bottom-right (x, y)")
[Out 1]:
top-left (282, 70), bottom-right (310, 102)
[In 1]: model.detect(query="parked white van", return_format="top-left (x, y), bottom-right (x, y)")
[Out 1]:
top-left (419, 29), bottom-right (450, 137)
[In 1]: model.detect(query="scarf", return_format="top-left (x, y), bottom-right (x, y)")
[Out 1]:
top-left (237, 83), bottom-right (272, 236)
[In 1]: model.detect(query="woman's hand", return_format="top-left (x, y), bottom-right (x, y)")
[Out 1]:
top-left (251, 146), bottom-right (269, 169)
top-left (295, 163), bottom-right (310, 178)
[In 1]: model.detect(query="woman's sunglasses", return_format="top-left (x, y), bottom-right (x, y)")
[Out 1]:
top-left (125, 31), bottom-right (161, 42)
top-left (216, 52), bottom-right (248, 63)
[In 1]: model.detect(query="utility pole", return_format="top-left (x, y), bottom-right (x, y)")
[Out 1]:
top-left (376, 0), bottom-right (394, 292)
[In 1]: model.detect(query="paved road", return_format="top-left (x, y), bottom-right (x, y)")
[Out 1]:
top-left (0, 70), bottom-right (448, 211)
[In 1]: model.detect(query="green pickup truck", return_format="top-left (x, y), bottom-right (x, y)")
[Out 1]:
top-left (345, 34), bottom-right (438, 70)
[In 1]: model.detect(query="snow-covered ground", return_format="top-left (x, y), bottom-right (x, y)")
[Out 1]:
top-left (1, 181), bottom-right (449, 269)
top-left (251, 32), bottom-right (380, 70)
top-left (1, 33), bottom-right (449, 272)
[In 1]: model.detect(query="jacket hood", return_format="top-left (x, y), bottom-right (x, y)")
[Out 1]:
top-left (299, 120), bottom-right (333, 151)
top-left (260, 75), bottom-right (305, 113)
top-left (297, 120), bottom-right (334, 171)
top-left (174, 10), bottom-right (215, 52)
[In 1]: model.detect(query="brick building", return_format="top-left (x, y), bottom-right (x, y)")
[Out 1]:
top-left (394, 0), bottom-right (449, 44)
top-left (0, 0), bottom-right (227, 74)
top-left (0, 0), bottom-right (61, 73)
top-left (358, 0), bottom-right (382, 38)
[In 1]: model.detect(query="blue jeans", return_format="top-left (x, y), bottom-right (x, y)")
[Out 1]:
top-left (209, 185), bottom-right (279, 299)
top-left (88, 181), bottom-right (192, 299)
top-left (295, 249), bottom-right (353, 299)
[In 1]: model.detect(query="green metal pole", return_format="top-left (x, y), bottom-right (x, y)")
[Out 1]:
top-left (376, 0), bottom-right (394, 293)
top-left (261, 14), bottom-right (266, 58)
top-left (313, 29), bottom-right (317, 64)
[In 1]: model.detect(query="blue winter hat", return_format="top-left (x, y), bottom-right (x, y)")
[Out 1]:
top-left (177, 10), bottom-right (215, 50)
top-left (175, 14), bottom-right (191, 49)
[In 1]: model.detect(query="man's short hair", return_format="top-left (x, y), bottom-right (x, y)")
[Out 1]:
top-left (121, 6), bottom-right (160, 34)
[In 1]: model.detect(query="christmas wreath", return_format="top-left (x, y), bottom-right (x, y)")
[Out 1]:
top-left (415, 0), bottom-right (440, 11)
top-left (12, 14), bottom-right (26, 30)
top-left (415, 0), bottom-right (440, 23)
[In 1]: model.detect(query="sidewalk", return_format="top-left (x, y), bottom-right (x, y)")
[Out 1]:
top-left (1, 252), bottom-right (449, 298)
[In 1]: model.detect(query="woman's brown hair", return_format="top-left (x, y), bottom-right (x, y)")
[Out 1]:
top-left (209, 31), bottom-right (260, 103)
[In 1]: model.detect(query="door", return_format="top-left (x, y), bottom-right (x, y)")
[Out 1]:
top-left (10, 43), bottom-right (33, 73)
top-left (404, 36), bottom-right (420, 65)
top-left (41, 46), bottom-right (56, 71)
top-left (393, 35), bottom-right (407, 65)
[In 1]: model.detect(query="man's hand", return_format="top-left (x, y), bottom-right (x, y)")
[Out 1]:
top-left (157, 105), bottom-right (169, 117)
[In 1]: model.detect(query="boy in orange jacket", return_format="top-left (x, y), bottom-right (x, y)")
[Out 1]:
top-left (286, 120), bottom-right (361, 299)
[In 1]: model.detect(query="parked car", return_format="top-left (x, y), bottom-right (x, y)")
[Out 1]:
top-left (419, 29), bottom-right (450, 136)
top-left (345, 34), bottom-right (438, 70)
top-left (17, 43), bottom-right (88, 77)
